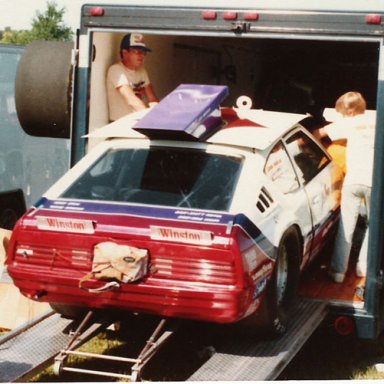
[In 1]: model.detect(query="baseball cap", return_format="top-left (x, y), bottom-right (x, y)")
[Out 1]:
top-left (120, 33), bottom-right (151, 52)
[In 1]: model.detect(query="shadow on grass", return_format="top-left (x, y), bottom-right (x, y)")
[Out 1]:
top-left (279, 322), bottom-right (384, 380)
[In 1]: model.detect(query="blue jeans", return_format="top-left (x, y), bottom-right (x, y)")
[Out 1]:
top-left (331, 184), bottom-right (371, 275)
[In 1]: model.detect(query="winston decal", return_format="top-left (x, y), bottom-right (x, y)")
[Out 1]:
top-left (37, 216), bottom-right (95, 234)
top-left (150, 226), bottom-right (213, 245)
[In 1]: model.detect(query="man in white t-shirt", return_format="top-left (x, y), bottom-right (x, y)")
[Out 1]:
top-left (317, 92), bottom-right (375, 283)
top-left (107, 33), bottom-right (159, 121)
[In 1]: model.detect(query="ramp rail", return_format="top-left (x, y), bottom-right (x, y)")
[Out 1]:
top-left (188, 299), bottom-right (329, 381)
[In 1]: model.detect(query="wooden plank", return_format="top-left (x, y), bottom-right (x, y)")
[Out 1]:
top-left (299, 255), bottom-right (365, 304)
top-left (0, 282), bottom-right (50, 330)
top-left (1, 227), bottom-right (49, 330)
top-left (0, 227), bottom-right (11, 277)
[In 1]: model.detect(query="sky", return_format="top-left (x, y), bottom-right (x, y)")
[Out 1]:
top-left (0, 0), bottom-right (106, 31)
top-left (1, 0), bottom-right (384, 32)
top-left (0, 1), bottom-right (198, 32)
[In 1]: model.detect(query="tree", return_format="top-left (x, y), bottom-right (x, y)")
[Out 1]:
top-left (0, 27), bottom-right (34, 45)
top-left (0, 1), bottom-right (73, 45)
top-left (30, 1), bottom-right (73, 41)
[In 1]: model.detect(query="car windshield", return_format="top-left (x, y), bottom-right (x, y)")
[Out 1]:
top-left (61, 146), bottom-right (243, 211)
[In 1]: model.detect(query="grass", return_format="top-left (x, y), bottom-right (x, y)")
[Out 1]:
top-left (25, 315), bottom-right (384, 382)
top-left (280, 321), bottom-right (384, 380)
top-left (29, 330), bottom-right (129, 382)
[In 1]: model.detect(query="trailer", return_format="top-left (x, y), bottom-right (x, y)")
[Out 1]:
top-left (8, 0), bottom-right (384, 379)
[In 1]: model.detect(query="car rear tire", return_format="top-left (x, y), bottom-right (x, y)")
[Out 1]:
top-left (240, 227), bottom-right (301, 337)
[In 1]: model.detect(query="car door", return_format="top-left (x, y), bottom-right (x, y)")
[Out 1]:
top-left (283, 128), bottom-right (340, 263)
top-left (264, 139), bottom-right (313, 263)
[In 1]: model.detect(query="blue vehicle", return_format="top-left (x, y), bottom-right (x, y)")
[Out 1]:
top-left (0, 44), bottom-right (69, 219)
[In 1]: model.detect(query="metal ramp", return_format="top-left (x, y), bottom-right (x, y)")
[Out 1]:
top-left (0, 310), bottom-right (108, 382)
top-left (188, 299), bottom-right (328, 381)
top-left (0, 299), bottom-right (327, 382)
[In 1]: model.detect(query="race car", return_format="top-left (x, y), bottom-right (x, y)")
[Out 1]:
top-left (6, 84), bottom-right (343, 335)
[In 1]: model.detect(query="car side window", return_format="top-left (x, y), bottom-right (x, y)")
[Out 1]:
top-left (285, 130), bottom-right (330, 184)
top-left (264, 141), bottom-right (300, 194)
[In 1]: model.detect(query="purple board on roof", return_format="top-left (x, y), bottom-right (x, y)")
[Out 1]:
top-left (133, 84), bottom-right (229, 140)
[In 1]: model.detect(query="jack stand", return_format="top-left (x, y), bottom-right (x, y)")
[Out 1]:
top-left (54, 310), bottom-right (174, 381)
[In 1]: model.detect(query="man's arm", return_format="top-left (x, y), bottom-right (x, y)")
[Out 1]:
top-left (312, 127), bottom-right (328, 140)
top-left (145, 83), bottom-right (159, 105)
top-left (312, 122), bottom-right (348, 142)
top-left (117, 84), bottom-right (147, 112)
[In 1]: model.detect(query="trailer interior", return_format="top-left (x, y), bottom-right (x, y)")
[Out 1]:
top-left (88, 33), bottom-right (379, 130)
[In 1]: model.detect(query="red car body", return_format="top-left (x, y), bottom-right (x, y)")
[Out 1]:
top-left (8, 203), bottom-right (273, 323)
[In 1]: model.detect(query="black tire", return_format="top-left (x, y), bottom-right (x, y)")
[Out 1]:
top-left (15, 40), bottom-right (74, 138)
top-left (240, 227), bottom-right (301, 337)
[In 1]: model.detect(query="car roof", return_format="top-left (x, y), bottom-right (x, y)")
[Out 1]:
top-left (87, 107), bottom-right (306, 151)
top-left (208, 108), bottom-right (306, 150)
top-left (87, 84), bottom-right (307, 150)
top-left (86, 109), bottom-right (149, 140)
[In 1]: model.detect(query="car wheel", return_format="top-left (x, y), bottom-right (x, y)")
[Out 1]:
top-left (240, 227), bottom-right (301, 337)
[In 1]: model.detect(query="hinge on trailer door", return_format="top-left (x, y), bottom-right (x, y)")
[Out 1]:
top-left (71, 49), bottom-right (79, 67)
top-left (377, 269), bottom-right (384, 289)
top-left (356, 270), bottom-right (384, 300)
top-left (231, 22), bottom-right (250, 34)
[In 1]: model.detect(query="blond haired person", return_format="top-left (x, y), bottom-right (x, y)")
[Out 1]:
top-left (317, 92), bottom-right (375, 283)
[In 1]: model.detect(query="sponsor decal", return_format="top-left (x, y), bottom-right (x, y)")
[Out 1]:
top-left (151, 225), bottom-right (212, 245)
top-left (37, 216), bottom-right (95, 234)
top-left (253, 277), bottom-right (268, 300)
top-left (254, 261), bottom-right (273, 280)
top-left (175, 210), bottom-right (223, 223)
top-left (36, 199), bottom-right (233, 225)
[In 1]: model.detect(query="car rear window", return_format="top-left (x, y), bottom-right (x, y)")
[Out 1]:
top-left (61, 146), bottom-right (243, 211)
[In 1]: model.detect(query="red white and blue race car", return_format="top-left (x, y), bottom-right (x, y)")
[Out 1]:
top-left (6, 84), bottom-right (342, 334)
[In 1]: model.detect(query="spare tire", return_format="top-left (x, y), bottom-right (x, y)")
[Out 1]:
top-left (15, 40), bottom-right (74, 138)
